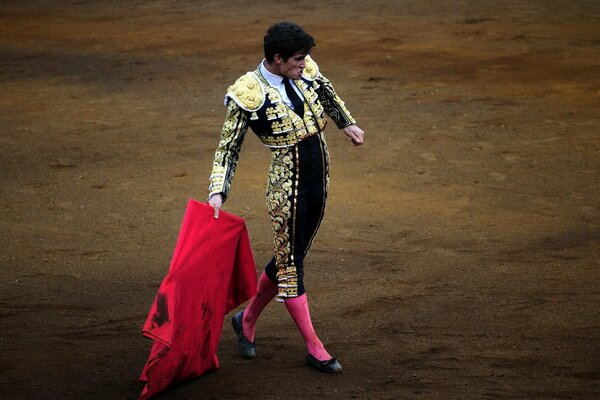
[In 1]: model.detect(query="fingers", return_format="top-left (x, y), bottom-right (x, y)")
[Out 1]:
top-left (350, 128), bottom-right (364, 146)
top-left (208, 194), bottom-right (223, 219)
top-left (344, 125), bottom-right (365, 146)
top-left (351, 133), bottom-right (364, 146)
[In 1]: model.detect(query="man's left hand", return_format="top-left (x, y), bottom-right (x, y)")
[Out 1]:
top-left (343, 124), bottom-right (365, 146)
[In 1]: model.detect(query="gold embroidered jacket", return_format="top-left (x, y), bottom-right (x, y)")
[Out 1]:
top-left (208, 56), bottom-right (355, 199)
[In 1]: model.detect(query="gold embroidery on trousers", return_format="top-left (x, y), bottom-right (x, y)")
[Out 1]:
top-left (266, 148), bottom-right (299, 300)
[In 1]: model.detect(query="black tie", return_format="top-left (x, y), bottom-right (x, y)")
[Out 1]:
top-left (283, 78), bottom-right (304, 118)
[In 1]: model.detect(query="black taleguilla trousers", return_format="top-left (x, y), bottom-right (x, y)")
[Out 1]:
top-left (265, 134), bottom-right (329, 296)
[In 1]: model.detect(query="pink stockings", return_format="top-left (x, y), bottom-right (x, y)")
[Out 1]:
top-left (284, 293), bottom-right (332, 361)
top-left (242, 271), bottom-right (277, 342)
top-left (242, 272), bottom-right (332, 361)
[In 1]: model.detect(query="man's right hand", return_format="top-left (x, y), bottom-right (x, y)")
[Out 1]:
top-left (208, 193), bottom-right (223, 219)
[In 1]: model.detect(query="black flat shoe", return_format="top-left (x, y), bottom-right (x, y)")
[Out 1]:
top-left (306, 353), bottom-right (343, 373)
top-left (231, 310), bottom-right (256, 359)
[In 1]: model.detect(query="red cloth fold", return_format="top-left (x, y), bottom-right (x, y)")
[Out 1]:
top-left (138, 199), bottom-right (257, 400)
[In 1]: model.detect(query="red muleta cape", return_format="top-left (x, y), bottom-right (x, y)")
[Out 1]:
top-left (138, 199), bottom-right (257, 400)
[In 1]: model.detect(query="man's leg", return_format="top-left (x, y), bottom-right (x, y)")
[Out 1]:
top-left (260, 138), bottom-right (340, 371)
top-left (284, 293), bottom-right (330, 360)
top-left (242, 259), bottom-right (278, 342)
top-left (283, 136), bottom-right (340, 367)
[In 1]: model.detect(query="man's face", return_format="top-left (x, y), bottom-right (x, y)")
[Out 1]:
top-left (276, 51), bottom-right (307, 80)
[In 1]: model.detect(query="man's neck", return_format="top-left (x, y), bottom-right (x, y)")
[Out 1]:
top-left (263, 59), bottom-right (282, 77)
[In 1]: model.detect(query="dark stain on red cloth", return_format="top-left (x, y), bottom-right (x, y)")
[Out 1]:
top-left (152, 292), bottom-right (169, 327)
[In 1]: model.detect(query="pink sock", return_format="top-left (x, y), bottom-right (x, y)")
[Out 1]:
top-left (284, 293), bottom-right (332, 361)
top-left (242, 271), bottom-right (277, 342)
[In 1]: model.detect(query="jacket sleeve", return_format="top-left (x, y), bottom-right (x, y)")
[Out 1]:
top-left (208, 100), bottom-right (250, 200)
top-left (315, 73), bottom-right (356, 129)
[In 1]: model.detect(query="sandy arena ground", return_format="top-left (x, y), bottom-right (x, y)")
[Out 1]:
top-left (1, 1), bottom-right (599, 399)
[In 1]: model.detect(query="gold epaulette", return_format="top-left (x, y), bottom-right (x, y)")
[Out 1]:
top-left (302, 55), bottom-right (319, 81)
top-left (225, 72), bottom-right (265, 112)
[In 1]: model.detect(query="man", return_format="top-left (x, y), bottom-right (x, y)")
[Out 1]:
top-left (207, 21), bottom-right (364, 373)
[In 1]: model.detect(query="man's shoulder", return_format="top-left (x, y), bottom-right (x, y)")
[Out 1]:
top-left (302, 55), bottom-right (320, 81)
top-left (225, 71), bottom-right (265, 112)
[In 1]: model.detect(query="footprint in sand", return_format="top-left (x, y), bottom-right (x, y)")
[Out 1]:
top-left (420, 152), bottom-right (438, 163)
top-left (502, 153), bottom-right (523, 163)
top-left (489, 172), bottom-right (507, 181)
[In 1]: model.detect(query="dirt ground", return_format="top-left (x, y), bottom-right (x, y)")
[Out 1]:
top-left (1, 1), bottom-right (599, 399)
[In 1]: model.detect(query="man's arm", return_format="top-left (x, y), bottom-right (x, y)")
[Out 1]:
top-left (208, 100), bottom-right (250, 218)
top-left (315, 73), bottom-right (356, 129)
top-left (315, 73), bottom-right (364, 146)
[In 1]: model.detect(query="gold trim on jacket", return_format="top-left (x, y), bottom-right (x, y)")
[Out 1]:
top-left (208, 56), bottom-right (355, 198)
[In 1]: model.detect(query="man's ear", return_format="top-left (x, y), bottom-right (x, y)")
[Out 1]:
top-left (273, 54), bottom-right (283, 65)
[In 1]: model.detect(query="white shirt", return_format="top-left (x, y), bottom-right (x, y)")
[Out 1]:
top-left (259, 59), bottom-right (305, 111)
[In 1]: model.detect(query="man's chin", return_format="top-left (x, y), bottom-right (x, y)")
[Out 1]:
top-left (285, 71), bottom-right (303, 80)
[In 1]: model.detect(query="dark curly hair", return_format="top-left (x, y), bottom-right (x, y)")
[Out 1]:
top-left (263, 21), bottom-right (315, 63)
